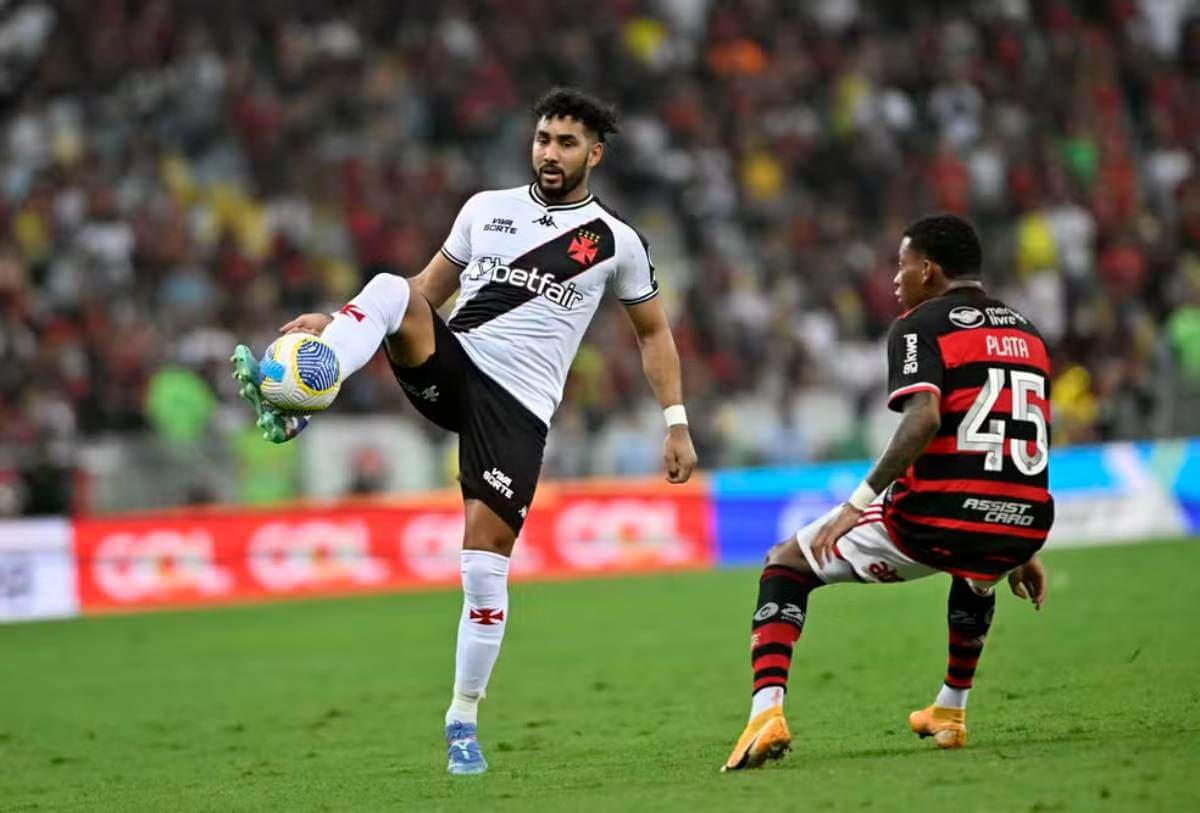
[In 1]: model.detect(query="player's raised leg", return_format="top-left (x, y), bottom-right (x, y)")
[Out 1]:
top-left (232, 272), bottom-right (434, 442)
top-left (445, 499), bottom-right (517, 776)
top-left (909, 577), bottom-right (996, 749)
top-left (319, 272), bottom-right (412, 374)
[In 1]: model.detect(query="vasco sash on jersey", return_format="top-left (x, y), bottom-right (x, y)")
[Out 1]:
top-left (437, 185), bottom-right (658, 425)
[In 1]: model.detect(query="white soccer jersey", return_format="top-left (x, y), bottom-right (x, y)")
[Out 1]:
top-left (439, 183), bottom-right (659, 424)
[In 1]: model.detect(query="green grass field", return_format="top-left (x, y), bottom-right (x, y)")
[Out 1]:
top-left (2, 540), bottom-right (1198, 811)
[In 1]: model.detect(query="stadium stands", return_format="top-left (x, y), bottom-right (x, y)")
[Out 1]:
top-left (1, 0), bottom-right (1198, 513)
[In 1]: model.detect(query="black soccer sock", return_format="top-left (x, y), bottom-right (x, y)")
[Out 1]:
top-left (750, 565), bottom-right (823, 697)
top-left (944, 577), bottom-right (996, 691)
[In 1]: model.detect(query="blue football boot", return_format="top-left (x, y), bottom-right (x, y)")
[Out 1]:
top-left (445, 721), bottom-right (488, 776)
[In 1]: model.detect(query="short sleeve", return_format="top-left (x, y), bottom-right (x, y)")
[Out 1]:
top-left (614, 229), bottom-right (659, 305)
top-left (885, 316), bottom-right (943, 412)
top-left (440, 194), bottom-right (480, 268)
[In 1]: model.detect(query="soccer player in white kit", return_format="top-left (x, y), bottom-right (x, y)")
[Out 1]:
top-left (231, 88), bottom-right (698, 775)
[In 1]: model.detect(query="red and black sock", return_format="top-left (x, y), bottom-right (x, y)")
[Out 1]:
top-left (945, 577), bottom-right (996, 690)
top-left (750, 565), bottom-right (823, 696)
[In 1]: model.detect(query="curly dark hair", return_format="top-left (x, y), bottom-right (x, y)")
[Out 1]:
top-left (532, 87), bottom-right (619, 142)
top-left (903, 214), bottom-right (983, 279)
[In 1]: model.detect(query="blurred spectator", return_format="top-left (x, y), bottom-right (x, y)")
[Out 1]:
top-left (347, 446), bottom-right (388, 495)
top-left (1169, 304), bottom-right (1200, 384)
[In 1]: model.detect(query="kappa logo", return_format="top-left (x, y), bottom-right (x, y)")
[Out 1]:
top-left (568, 229), bottom-right (600, 266)
top-left (469, 607), bottom-right (505, 625)
top-left (338, 303), bottom-right (366, 322)
top-left (399, 380), bottom-right (439, 402)
top-left (518, 506), bottom-right (528, 519)
top-left (533, 214), bottom-right (557, 228)
top-left (949, 306), bottom-right (985, 329)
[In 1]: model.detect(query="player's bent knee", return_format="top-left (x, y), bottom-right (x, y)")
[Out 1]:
top-left (364, 271), bottom-right (407, 294)
top-left (463, 533), bottom-right (515, 558)
top-left (965, 577), bottom-right (998, 597)
top-left (765, 537), bottom-right (812, 574)
top-left (462, 500), bottom-right (518, 557)
top-left (360, 273), bottom-right (412, 329)
top-left (386, 288), bottom-right (437, 367)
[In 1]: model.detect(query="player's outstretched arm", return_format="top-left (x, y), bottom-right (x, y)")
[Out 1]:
top-left (811, 392), bottom-right (941, 565)
top-left (623, 297), bottom-right (697, 484)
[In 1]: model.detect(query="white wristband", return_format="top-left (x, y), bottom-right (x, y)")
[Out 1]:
top-left (847, 481), bottom-right (878, 512)
top-left (663, 404), bottom-right (688, 427)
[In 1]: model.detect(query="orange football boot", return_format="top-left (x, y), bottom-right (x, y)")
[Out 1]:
top-left (908, 704), bottom-right (966, 749)
top-left (721, 706), bottom-right (791, 771)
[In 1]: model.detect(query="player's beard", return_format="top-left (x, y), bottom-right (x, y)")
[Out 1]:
top-left (534, 163), bottom-right (586, 201)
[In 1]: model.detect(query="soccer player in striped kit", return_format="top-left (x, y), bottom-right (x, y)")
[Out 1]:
top-left (723, 215), bottom-right (1053, 770)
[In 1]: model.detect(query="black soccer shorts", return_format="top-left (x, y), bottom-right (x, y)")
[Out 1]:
top-left (386, 306), bottom-right (547, 533)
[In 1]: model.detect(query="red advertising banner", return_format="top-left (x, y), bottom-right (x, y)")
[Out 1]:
top-left (72, 480), bottom-right (714, 613)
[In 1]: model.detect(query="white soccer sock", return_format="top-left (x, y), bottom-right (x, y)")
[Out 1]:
top-left (935, 683), bottom-right (969, 709)
top-left (319, 273), bottom-right (410, 378)
top-left (445, 550), bottom-right (510, 726)
top-left (749, 686), bottom-right (785, 721)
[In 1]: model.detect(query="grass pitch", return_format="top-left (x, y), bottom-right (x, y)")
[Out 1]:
top-left (2, 540), bottom-right (1198, 811)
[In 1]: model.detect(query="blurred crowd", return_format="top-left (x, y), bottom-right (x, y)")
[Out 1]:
top-left (2, 0), bottom-right (1200, 514)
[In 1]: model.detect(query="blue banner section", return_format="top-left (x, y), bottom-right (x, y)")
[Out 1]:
top-left (1142, 438), bottom-right (1200, 531)
top-left (711, 439), bottom-right (1200, 565)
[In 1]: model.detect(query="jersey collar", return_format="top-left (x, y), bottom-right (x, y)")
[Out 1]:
top-left (528, 183), bottom-right (595, 211)
top-left (900, 284), bottom-right (987, 317)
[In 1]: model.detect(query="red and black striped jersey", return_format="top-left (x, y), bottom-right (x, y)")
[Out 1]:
top-left (881, 287), bottom-right (1054, 579)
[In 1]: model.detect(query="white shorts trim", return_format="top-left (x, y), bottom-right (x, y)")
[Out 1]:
top-left (793, 504), bottom-right (1006, 591)
top-left (794, 504), bottom-right (937, 584)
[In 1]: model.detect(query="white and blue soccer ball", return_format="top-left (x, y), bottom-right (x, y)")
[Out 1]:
top-left (259, 333), bottom-right (342, 412)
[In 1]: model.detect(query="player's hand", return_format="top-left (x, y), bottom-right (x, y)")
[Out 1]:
top-left (810, 504), bottom-right (861, 567)
top-left (663, 425), bottom-right (697, 484)
top-left (1008, 556), bottom-right (1046, 610)
top-left (280, 313), bottom-right (333, 336)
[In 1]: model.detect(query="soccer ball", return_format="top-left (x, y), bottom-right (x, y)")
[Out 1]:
top-left (259, 333), bottom-right (342, 412)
